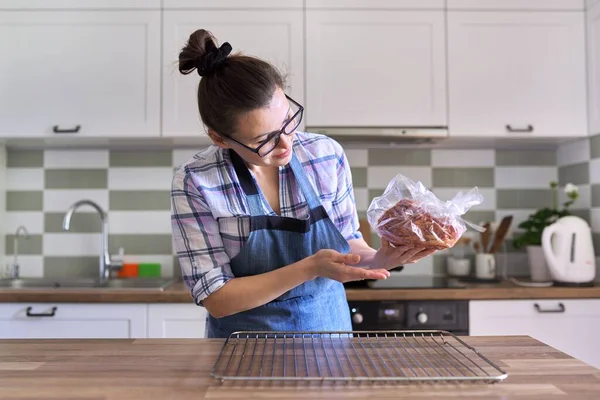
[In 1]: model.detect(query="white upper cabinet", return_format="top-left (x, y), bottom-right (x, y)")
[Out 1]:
top-left (0, 0), bottom-right (160, 9)
top-left (447, 0), bottom-right (584, 10)
top-left (162, 10), bottom-right (304, 137)
top-left (305, 10), bottom-right (447, 128)
top-left (163, 1), bottom-right (302, 8)
top-left (589, 0), bottom-right (600, 9)
top-left (588, 2), bottom-right (600, 135)
top-left (305, 0), bottom-right (444, 9)
top-left (0, 11), bottom-right (161, 138)
top-left (447, 11), bottom-right (587, 137)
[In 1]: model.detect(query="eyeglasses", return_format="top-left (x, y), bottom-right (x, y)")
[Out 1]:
top-left (224, 94), bottom-right (304, 157)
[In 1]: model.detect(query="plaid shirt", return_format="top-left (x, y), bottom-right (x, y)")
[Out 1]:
top-left (170, 132), bottom-right (362, 305)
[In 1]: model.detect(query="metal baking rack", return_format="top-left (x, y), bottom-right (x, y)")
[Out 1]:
top-left (212, 330), bottom-right (508, 384)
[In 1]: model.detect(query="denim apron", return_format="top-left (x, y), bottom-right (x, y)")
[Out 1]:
top-left (206, 149), bottom-right (353, 338)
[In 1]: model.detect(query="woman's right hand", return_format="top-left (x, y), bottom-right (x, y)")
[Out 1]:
top-left (308, 249), bottom-right (390, 283)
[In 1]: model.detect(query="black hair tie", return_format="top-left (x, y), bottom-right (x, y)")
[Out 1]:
top-left (196, 42), bottom-right (232, 77)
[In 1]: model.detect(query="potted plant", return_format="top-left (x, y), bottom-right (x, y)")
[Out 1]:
top-left (512, 181), bottom-right (579, 281)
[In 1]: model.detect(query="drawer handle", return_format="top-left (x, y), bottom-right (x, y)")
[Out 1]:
top-left (26, 306), bottom-right (57, 317)
top-left (506, 124), bottom-right (534, 133)
top-left (534, 303), bottom-right (565, 313)
top-left (53, 125), bottom-right (81, 134)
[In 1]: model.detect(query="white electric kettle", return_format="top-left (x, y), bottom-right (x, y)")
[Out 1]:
top-left (541, 216), bottom-right (596, 284)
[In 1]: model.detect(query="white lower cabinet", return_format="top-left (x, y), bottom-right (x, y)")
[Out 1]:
top-left (470, 300), bottom-right (600, 369)
top-left (147, 303), bottom-right (207, 338)
top-left (0, 303), bottom-right (147, 339)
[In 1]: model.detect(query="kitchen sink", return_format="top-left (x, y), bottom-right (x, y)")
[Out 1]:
top-left (0, 277), bottom-right (177, 291)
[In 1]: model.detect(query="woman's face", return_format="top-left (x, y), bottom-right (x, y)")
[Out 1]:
top-left (223, 88), bottom-right (296, 168)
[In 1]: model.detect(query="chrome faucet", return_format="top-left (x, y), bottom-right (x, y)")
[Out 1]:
top-left (62, 199), bottom-right (124, 283)
top-left (6, 225), bottom-right (29, 279)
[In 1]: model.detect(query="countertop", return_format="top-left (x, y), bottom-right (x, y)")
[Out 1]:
top-left (2, 280), bottom-right (600, 303)
top-left (1, 336), bottom-right (599, 399)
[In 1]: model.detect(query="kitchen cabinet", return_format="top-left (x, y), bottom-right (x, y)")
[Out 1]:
top-left (0, 10), bottom-right (161, 138)
top-left (447, 0), bottom-right (585, 10)
top-left (0, 0), bottom-right (160, 8)
top-left (305, 0), bottom-right (444, 8)
top-left (147, 303), bottom-right (207, 338)
top-left (589, 0), bottom-right (600, 9)
top-left (470, 299), bottom-right (600, 369)
top-left (305, 10), bottom-right (447, 128)
top-left (161, 10), bottom-right (304, 137)
top-left (447, 11), bottom-right (587, 137)
top-left (163, 0), bottom-right (302, 8)
top-left (588, 1), bottom-right (600, 136)
top-left (0, 303), bottom-right (147, 339)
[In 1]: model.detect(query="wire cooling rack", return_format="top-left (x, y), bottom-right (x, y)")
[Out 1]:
top-left (212, 330), bottom-right (508, 384)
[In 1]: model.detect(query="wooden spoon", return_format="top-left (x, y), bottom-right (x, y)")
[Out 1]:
top-left (489, 215), bottom-right (514, 254)
top-left (481, 222), bottom-right (492, 253)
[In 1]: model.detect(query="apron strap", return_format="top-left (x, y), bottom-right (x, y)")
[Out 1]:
top-left (229, 149), bottom-right (264, 216)
top-left (289, 153), bottom-right (322, 210)
top-left (229, 148), bottom-right (322, 214)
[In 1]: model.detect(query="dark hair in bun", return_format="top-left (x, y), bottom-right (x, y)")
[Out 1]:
top-left (178, 29), bottom-right (286, 137)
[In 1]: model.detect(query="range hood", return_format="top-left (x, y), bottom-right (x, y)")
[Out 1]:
top-left (305, 126), bottom-right (449, 144)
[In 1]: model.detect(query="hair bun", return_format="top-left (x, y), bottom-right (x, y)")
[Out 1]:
top-left (196, 42), bottom-right (232, 76)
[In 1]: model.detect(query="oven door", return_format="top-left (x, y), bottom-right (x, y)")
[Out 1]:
top-left (348, 300), bottom-right (469, 336)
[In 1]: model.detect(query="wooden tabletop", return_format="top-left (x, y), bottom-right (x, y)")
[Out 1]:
top-left (2, 280), bottom-right (600, 303)
top-left (0, 336), bottom-right (598, 399)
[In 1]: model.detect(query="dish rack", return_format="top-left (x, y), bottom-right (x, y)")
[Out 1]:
top-left (212, 330), bottom-right (508, 384)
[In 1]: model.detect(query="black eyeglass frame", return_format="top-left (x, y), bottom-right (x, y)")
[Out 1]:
top-left (222, 94), bottom-right (304, 157)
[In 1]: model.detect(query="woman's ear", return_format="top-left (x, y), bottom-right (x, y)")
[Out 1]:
top-left (207, 128), bottom-right (229, 149)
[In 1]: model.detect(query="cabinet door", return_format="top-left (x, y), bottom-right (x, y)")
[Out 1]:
top-left (470, 300), bottom-right (600, 369)
top-left (0, 303), bottom-right (147, 338)
top-left (447, 0), bottom-right (584, 10)
top-left (448, 11), bottom-right (587, 137)
top-left (147, 303), bottom-right (207, 338)
top-left (588, 3), bottom-right (600, 135)
top-left (162, 10), bottom-right (304, 137)
top-left (0, 11), bottom-right (161, 138)
top-left (0, 0), bottom-right (160, 9)
top-left (305, 10), bottom-right (447, 128)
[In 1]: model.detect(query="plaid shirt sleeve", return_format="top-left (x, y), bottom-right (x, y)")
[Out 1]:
top-left (171, 167), bottom-right (234, 305)
top-left (329, 140), bottom-right (363, 242)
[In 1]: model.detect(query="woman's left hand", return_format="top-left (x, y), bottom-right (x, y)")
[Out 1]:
top-left (371, 238), bottom-right (437, 270)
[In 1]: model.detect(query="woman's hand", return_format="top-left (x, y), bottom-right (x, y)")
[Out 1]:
top-left (372, 239), bottom-right (437, 270)
top-left (308, 249), bottom-right (390, 282)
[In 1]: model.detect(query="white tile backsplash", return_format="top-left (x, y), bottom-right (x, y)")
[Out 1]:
top-left (173, 149), bottom-right (204, 168)
top-left (557, 138), bottom-right (590, 166)
top-left (5, 212), bottom-right (44, 235)
top-left (43, 189), bottom-right (109, 212)
top-left (108, 211), bottom-right (171, 234)
top-left (353, 188), bottom-right (369, 212)
top-left (108, 168), bottom-right (173, 190)
top-left (344, 149), bottom-right (368, 167)
top-left (43, 233), bottom-right (102, 256)
top-left (433, 188), bottom-right (497, 210)
top-left (44, 149), bottom-right (109, 168)
top-left (6, 168), bottom-right (44, 190)
top-left (590, 159), bottom-right (600, 184)
top-left (431, 149), bottom-right (495, 167)
top-left (367, 166), bottom-right (432, 189)
top-left (495, 166), bottom-right (557, 189)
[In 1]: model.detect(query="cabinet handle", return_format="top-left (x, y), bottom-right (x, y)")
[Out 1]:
top-left (505, 124), bottom-right (534, 133)
top-left (534, 303), bottom-right (565, 313)
top-left (25, 306), bottom-right (57, 317)
top-left (52, 125), bottom-right (81, 134)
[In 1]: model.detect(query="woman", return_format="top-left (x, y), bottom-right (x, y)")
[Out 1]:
top-left (171, 29), bottom-right (435, 338)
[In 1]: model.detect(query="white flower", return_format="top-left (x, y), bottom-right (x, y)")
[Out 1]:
top-left (564, 183), bottom-right (579, 195)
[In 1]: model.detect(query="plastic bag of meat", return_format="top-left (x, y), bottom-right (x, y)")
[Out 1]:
top-left (367, 174), bottom-right (484, 251)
